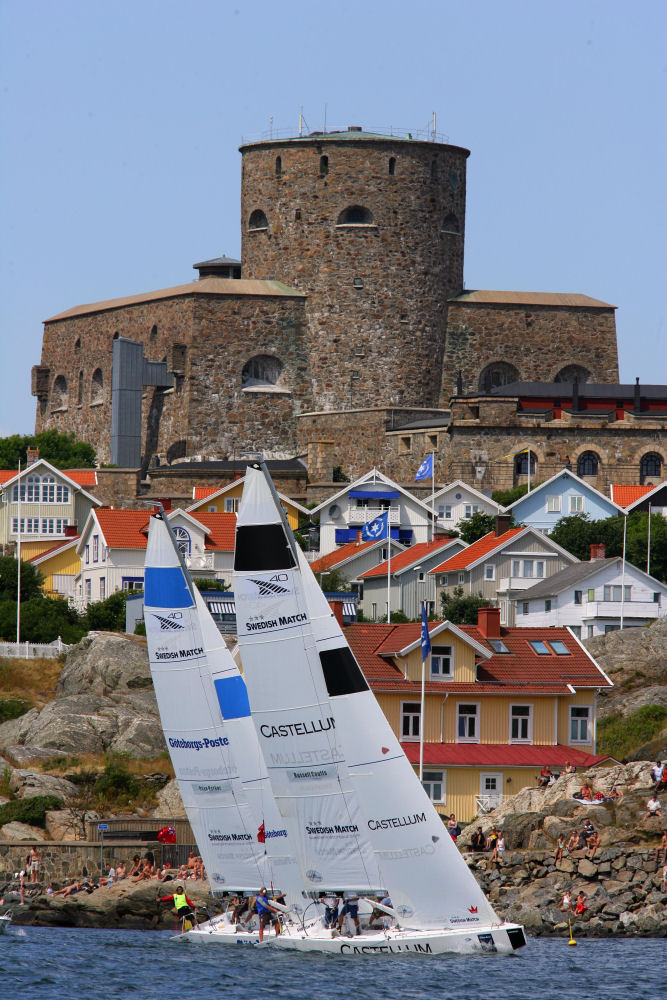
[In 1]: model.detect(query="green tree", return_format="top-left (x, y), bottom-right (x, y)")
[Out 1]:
top-left (549, 511), bottom-right (667, 583)
top-left (440, 586), bottom-right (490, 624)
top-left (0, 593), bottom-right (84, 643)
top-left (317, 568), bottom-right (351, 592)
top-left (492, 483), bottom-right (536, 507)
top-left (83, 590), bottom-right (130, 632)
top-left (0, 430), bottom-right (96, 469)
top-left (193, 578), bottom-right (231, 592)
top-left (0, 555), bottom-right (44, 601)
top-left (456, 511), bottom-right (496, 544)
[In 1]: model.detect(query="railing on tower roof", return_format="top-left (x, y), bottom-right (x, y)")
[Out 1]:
top-left (240, 124), bottom-right (451, 145)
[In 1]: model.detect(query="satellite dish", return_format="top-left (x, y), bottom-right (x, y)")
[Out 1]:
top-left (328, 504), bottom-right (342, 520)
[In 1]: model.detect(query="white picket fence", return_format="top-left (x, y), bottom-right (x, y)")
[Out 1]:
top-left (0, 637), bottom-right (69, 659)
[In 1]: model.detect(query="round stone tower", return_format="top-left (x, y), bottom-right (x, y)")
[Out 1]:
top-left (240, 128), bottom-right (469, 410)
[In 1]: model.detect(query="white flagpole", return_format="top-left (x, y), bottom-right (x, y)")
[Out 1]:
top-left (620, 514), bottom-right (627, 631)
top-left (419, 601), bottom-right (427, 781)
top-left (527, 449), bottom-right (531, 494)
top-left (16, 459), bottom-right (21, 644)
top-left (647, 504), bottom-right (652, 576)
top-left (386, 516), bottom-right (391, 623)
top-left (431, 452), bottom-right (435, 543)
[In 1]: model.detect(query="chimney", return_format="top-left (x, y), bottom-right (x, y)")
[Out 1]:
top-left (477, 606), bottom-right (501, 639)
top-left (26, 447), bottom-right (39, 467)
top-left (495, 514), bottom-right (512, 536)
top-left (634, 377), bottom-right (641, 414)
top-left (356, 530), bottom-right (362, 545)
top-left (64, 525), bottom-right (78, 538)
top-left (590, 543), bottom-right (606, 561)
top-left (328, 598), bottom-right (344, 627)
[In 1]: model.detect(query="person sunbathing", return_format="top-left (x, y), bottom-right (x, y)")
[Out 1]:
top-left (54, 881), bottom-right (82, 897)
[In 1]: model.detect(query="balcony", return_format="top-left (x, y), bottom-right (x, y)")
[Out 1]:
top-left (583, 601), bottom-right (662, 620)
top-left (185, 552), bottom-right (215, 572)
top-left (500, 577), bottom-right (546, 592)
top-left (347, 506), bottom-right (400, 525)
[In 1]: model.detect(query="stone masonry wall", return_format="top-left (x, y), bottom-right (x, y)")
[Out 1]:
top-left (444, 302), bottom-right (620, 400)
top-left (241, 136), bottom-right (469, 411)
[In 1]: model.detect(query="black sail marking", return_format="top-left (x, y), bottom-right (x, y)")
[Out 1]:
top-left (320, 647), bottom-right (369, 697)
top-left (234, 524), bottom-right (297, 571)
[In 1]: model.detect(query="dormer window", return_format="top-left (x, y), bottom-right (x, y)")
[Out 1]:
top-left (430, 645), bottom-right (453, 679)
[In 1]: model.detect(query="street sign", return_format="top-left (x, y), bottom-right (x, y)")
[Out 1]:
top-left (98, 823), bottom-right (109, 831)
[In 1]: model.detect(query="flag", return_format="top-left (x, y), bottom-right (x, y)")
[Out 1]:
top-left (415, 454), bottom-right (434, 481)
top-left (257, 822), bottom-right (266, 844)
top-left (361, 510), bottom-right (389, 542)
top-left (502, 447), bottom-right (530, 459)
top-left (420, 604), bottom-right (431, 661)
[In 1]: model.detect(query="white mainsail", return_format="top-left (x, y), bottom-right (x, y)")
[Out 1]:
top-left (144, 511), bottom-right (278, 894)
top-left (234, 469), bottom-right (384, 892)
top-left (296, 545), bottom-right (498, 930)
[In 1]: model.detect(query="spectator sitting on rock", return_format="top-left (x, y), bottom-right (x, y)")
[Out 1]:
top-left (651, 761), bottom-right (665, 791)
top-left (643, 792), bottom-right (661, 820)
top-left (538, 765), bottom-right (553, 788)
top-left (128, 854), bottom-right (142, 877)
top-left (485, 827), bottom-right (498, 851)
top-left (559, 889), bottom-right (573, 912)
top-left (579, 782), bottom-right (594, 802)
top-left (471, 827), bottom-right (486, 852)
top-left (564, 761), bottom-right (576, 774)
top-left (574, 890), bottom-right (588, 915)
top-left (586, 830), bottom-right (600, 859)
top-left (491, 832), bottom-right (505, 863)
top-left (566, 830), bottom-right (580, 853)
top-left (607, 785), bottom-right (623, 802)
top-left (579, 819), bottom-right (595, 849)
top-left (116, 861), bottom-right (127, 880)
top-left (654, 831), bottom-right (667, 865)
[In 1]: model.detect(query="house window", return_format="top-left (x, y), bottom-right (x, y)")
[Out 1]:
top-left (224, 498), bottom-right (239, 513)
top-left (603, 585), bottom-right (631, 602)
top-left (458, 573), bottom-right (465, 584)
top-left (457, 703), bottom-right (479, 741)
top-left (85, 544), bottom-right (90, 565)
top-left (399, 436), bottom-right (412, 454)
top-left (510, 704), bottom-right (533, 743)
top-left (570, 706), bottom-right (591, 743)
top-left (522, 602), bottom-right (529, 615)
top-left (654, 593), bottom-right (662, 604)
top-left (122, 577), bottom-right (144, 592)
top-left (248, 209), bottom-right (268, 231)
top-left (574, 590), bottom-right (582, 605)
top-left (478, 363), bottom-right (519, 394)
top-left (485, 564), bottom-right (495, 581)
top-left (422, 770), bottom-right (446, 803)
top-left (439, 576), bottom-right (448, 586)
top-left (319, 155), bottom-right (328, 175)
top-left (545, 599), bottom-right (552, 612)
top-left (512, 560), bottom-right (520, 576)
top-left (430, 645), bottom-right (452, 678)
top-left (569, 495), bottom-right (584, 513)
top-left (401, 702), bottom-right (421, 740)
top-left (84, 578), bottom-right (91, 601)
top-left (336, 205), bottom-right (374, 227)
top-left (102, 545), bottom-right (106, 563)
top-left (577, 452), bottom-right (599, 477)
top-left (41, 475), bottom-right (55, 502)
top-left (242, 354), bottom-right (283, 389)
top-left (12, 517), bottom-right (42, 534)
top-left (546, 495), bottom-right (561, 513)
top-left (587, 588), bottom-right (595, 602)
top-left (41, 518), bottom-right (68, 535)
top-left (523, 560), bottom-right (533, 578)
top-left (464, 504), bottom-right (479, 519)
top-left (570, 625), bottom-right (581, 638)
top-left (353, 277), bottom-right (364, 288)
top-left (92, 535), bottom-right (99, 562)
top-left (371, 603), bottom-right (377, 619)
top-left (550, 640), bottom-right (570, 655)
top-left (174, 527), bottom-right (191, 557)
top-left (640, 453), bottom-right (662, 483)
top-left (529, 640), bottom-right (550, 654)
top-left (56, 484), bottom-right (70, 503)
top-left (427, 434), bottom-right (438, 450)
top-left (438, 504), bottom-right (452, 519)
top-left (99, 578), bottom-right (106, 600)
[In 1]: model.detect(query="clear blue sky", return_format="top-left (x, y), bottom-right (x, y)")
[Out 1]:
top-left (1, 0), bottom-right (665, 437)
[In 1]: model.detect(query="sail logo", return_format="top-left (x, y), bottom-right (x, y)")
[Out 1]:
top-left (306, 870), bottom-right (323, 883)
top-left (151, 612), bottom-right (185, 631)
top-left (210, 873), bottom-right (226, 884)
top-left (288, 766), bottom-right (335, 782)
top-left (384, 844), bottom-right (435, 861)
top-left (368, 812), bottom-right (427, 831)
top-left (208, 831), bottom-right (252, 842)
top-left (155, 646), bottom-right (204, 660)
top-left (468, 906), bottom-right (478, 913)
top-left (305, 823), bottom-right (359, 836)
top-left (395, 905), bottom-right (414, 918)
top-left (249, 577), bottom-right (291, 597)
top-left (260, 717), bottom-right (335, 739)
top-left (246, 612), bottom-right (307, 632)
top-left (168, 736), bottom-right (229, 751)
top-left (193, 783), bottom-right (226, 794)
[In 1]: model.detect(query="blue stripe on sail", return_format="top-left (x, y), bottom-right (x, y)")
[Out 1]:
top-left (214, 676), bottom-right (251, 720)
top-left (144, 567), bottom-right (193, 609)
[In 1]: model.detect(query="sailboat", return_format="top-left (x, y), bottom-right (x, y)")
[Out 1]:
top-left (144, 509), bottom-right (309, 943)
top-left (232, 463), bottom-right (526, 956)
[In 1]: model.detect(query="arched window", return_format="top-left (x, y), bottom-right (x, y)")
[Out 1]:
top-left (275, 155), bottom-right (282, 176)
top-left (74, 337), bottom-right (81, 352)
top-left (77, 370), bottom-right (84, 405)
top-left (173, 526), bottom-right (191, 557)
top-left (515, 450), bottom-right (537, 476)
top-left (577, 451), bottom-right (599, 477)
top-left (52, 374), bottom-right (68, 409)
top-left (319, 155), bottom-right (328, 176)
top-left (242, 354), bottom-right (284, 389)
top-left (442, 213), bottom-right (460, 233)
top-left (150, 324), bottom-right (158, 341)
top-left (336, 205), bottom-right (374, 227)
top-left (91, 368), bottom-right (104, 404)
top-left (248, 209), bottom-right (268, 231)
top-left (41, 474), bottom-right (56, 502)
top-left (640, 453), bottom-right (662, 483)
top-left (479, 363), bottom-right (519, 393)
top-left (26, 474), bottom-right (41, 503)
top-left (555, 365), bottom-right (590, 384)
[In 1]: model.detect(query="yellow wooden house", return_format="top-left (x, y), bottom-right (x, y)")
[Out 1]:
top-left (30, 532), bottom-right (82, 600)
top-left (188, 477), bottom-right (308, 533)
top-left (345, 606), bottom-right (615, 823)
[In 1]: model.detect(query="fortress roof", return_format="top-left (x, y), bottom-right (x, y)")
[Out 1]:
top-left (45, 276), bottom-right (304, 322)
top-left (448, 290), bottom-right (615, 309)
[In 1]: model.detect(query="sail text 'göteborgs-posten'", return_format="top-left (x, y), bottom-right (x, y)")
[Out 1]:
top-left (168, 736), bottom-right (229, 751)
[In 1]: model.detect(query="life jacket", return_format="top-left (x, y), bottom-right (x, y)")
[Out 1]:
top-left (173, 891), bottom-right (189, 910)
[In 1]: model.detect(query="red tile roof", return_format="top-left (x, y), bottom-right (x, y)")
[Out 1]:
top-left (359, 538), bottom-right (458, 579)
top-left (401, 742), bottom-right (614, 768)
top-left (610, 484), bottom-right (653, 507)
top-left (93, 509), bottom-right (237, 551)
top-left (193, 486), bottom-right (218, 500)
top-left (429, 528), bottom-right (524, 573)
top-left (344, 621), bottom-right (611, 693)
top-left (310, 539), bottom-right (377, 574)
top-left (0, 468), bottom-right (97, 487)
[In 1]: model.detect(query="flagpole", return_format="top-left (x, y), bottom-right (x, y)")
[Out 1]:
top-left (527, 449), bottom-right (531, 494)
top-left (647, 504), bottom-right (651, 576)
top-left (620, 514), bottom-right (627, 631)
top-left (431, 452), bottom-right (435, 543)
top-left (419, 601), bottom-right (429, 782)
top-left (387, 525), bottom-right (391, 623)
top-left (16, 459), bottom-right (21, 644)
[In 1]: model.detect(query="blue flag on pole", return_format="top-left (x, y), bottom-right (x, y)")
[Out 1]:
top-left (361, 510), bottom-right (389, 542)
top-left (415, 454), bottom-right (434, 481)
top-left (420, 604), bottom-right (431, 661)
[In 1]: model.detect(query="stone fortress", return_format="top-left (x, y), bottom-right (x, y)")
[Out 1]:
top-left (32, 124), bottom-right (662, 501)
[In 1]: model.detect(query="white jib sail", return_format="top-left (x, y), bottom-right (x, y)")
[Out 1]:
top-left (144, 512), bottom-right (274, 894)
top-left (194, 589), bottom-right (304, 908)
top-left (295, 543), bottom-right (499, 931)
top-left (234, 466), bottom-right (383, 893)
